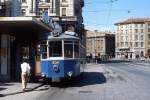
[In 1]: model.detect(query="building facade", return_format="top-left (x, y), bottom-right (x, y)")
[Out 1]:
top-left (115, 18), bottom-right (150, 59)
top-left (0, 0), bottom-right (85, 81)
top-left (20, 0), bottom-right (85, 51)
top-left (86, 30), bottom-right (115, 60)
top-left (0, 0), bottom-right (11, 16)
top-left (20, 0), bottom-right (84, 34)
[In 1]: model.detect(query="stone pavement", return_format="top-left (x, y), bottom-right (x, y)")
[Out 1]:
top-left (0, 82), bottom-right (43, 98)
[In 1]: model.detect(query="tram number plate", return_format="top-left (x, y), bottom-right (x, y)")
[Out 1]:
top-left (52, 61), bottom-right (60, 64)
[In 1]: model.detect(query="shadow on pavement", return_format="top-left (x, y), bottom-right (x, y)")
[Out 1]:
top-left (78, 72), bottom-right (106, 87)
top-left (0, 83), bottom-right (45, 98)
top-left (0, 87), bottom-right (7, 91)
top-left (0, 83), bottom-right (14, 86)
top-left (98, 60), bottom-right (131, 64)
top-left (51, 72), bottom-right (106, 88)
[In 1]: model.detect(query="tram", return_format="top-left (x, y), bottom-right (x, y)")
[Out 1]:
top-left (39, 31), bottom-right (86, 82)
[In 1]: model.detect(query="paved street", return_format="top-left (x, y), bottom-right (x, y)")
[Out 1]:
top-left (0, 60), bottom-right (150, 100)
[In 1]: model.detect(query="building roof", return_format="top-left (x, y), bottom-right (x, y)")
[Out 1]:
top-left (86, 30), bottom-right (115, 38)
top-left (115, 18), bottom-right (150, 25)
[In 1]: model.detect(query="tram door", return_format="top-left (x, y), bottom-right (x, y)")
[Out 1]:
top-left (35, 45), bottom-right (41, 76)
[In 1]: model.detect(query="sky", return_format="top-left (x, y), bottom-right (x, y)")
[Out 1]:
top-left (83, 0), bottom-right (150, 32)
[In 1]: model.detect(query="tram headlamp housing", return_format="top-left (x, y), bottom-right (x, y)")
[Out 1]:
top-left (41, 73), bottom-right (46, 77)
top-left (67, 71), bottom-right (73, 77)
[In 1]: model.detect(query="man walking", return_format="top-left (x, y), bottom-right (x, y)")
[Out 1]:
top-left (21, 59), bottom-right (31, 91)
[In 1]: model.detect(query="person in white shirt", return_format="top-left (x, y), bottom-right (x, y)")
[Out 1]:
top-left (21, 59), bottom-right (31, 91)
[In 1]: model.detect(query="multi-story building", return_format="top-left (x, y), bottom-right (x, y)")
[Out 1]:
top-left (20, 0), bottom-right (84, 34)
top-left (86, 30), bottom-right (115, 60)
top-left (20, 0), bottom-right (85, 55)
top-left (0, 0), bottom-right (11, 16)
top-left (115, 18), bottom-right (150, 59)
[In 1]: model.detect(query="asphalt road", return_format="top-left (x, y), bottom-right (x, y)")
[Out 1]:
top-left (1, 60), bottom-right (150, 100)
top-left (102, 60), bottom-right (150, 100)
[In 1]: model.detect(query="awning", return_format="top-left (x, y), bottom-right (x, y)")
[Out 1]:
top-left (0, 17), bottom-right (52, 36)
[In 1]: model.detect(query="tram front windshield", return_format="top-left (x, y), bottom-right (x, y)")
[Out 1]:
top-left (49, 41), bottom-right (62, 57)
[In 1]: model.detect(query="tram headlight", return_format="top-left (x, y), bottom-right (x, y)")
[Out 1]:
top-left (41, 73), bottom-right (46, 77)
top-left (67, 71), bottom-right (73, 77)
top-left (52, 65), bottom-right (60, 73)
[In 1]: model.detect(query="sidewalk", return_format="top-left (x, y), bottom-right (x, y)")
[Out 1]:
top-left (0, 82), bottom-right (43, 97)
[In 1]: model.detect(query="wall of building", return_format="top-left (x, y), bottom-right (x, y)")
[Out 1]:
top-left (86, 31), bottom-right (115, 60)
top-left (0, 34), bottom-right (11, 81)
top-left (115, 19), bottom-right (150, 59)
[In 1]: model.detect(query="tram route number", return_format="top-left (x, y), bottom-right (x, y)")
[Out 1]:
top-left (52, 60), bottom-right (60, 64)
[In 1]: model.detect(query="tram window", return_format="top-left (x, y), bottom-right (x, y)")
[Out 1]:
top-left (74, 42), bottom-right (79, 58)
top-left (40, 44), bottom-right (47, 59)
top-left (49, 41), bottom-right (62, 57)
top-left (64, 41), bottom-right (73, 58)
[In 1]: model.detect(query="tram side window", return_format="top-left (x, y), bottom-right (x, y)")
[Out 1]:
top-left (74, 41), bottom-right (79, 58)
top-left (40, 44), bottom-right (47, 59)
top-left (64, 41), bottom-right (73, 58)
top-left (49, 41), bottom-right (62, 57)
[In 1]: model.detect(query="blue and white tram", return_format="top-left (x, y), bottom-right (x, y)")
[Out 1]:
top-left (39, 32), bottom-right (86, 82)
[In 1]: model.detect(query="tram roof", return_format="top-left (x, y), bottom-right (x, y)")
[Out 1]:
top-left (48, 34), bottom-right (80, 41)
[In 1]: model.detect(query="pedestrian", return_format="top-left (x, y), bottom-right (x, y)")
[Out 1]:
top-left (21, 59), bottom-right (31, 91)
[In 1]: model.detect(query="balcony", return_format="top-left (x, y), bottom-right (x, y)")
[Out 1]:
top-left (51, 16), bottom-right (77, 22)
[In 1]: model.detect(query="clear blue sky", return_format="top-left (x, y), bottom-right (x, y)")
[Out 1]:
top-left (83, 0), bottom-right (150, 32)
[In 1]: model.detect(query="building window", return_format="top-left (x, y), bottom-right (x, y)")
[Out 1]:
top-left (135, 35), bottom-right (138, 40)
top-left (46, 0), bottom-right (50, 3)
top-left (125, 36), bottom-right (128, 41)
top-left (141, 42), bottom-right (144, 47)
top-left (148, 28), bottom-right (150, 32)
top-left (117, 43), bottom-right (119, 47)
top-left (141, 35), bottom-right (144, 41)
top-left (135, 42), bottom-right (138, 47)
top-left (22, 0), bottom-right (26, 3)
top-left (135, 24), bottom-right (138, 27)
top-left (130, 42), bottom-right (132, 47)
top-left (148, 34), bottom-right (150, 39)
top-left (39, 8), bottom-right (48, 16)
top-left (62, 0), bottom-right (67, 2)
top-left (148, 41), bottom-right (150, 45)
top-left (140, 24), bottom-right (143, 27)
top-left (141, 29), bottom-right (144, 33)
top-left (21, 9), bottom-right (26, 16)
top-left (121, 36), bottom-right (123, 40)
top-left (121, 42), bottom-right (123, 47)
top-left (135, 29), bottom-right (138, 33)
top-left (62, 8), bottom-right (66, 16)
top-left (141, 51), bottom-right (144, 57)
top-left (125, 42), bottom-right (128, 47)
